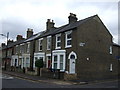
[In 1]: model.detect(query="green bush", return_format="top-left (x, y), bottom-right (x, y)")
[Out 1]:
top-left (35, 59), bottom-right (43, 68)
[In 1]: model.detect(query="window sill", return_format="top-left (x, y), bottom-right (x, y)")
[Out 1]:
top-left (47, 49), bottom-right (51, 51)
top-left (55, 47), bottom-right (61, 50)
top-left (65, 45), bottom-right (72, 48)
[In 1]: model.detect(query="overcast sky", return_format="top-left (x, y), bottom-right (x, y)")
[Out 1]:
top-left (0, 0), bottom-right (119, 45)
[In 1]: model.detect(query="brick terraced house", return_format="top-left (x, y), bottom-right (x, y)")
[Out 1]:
top-left (1, 13), bottom-right (119, 81)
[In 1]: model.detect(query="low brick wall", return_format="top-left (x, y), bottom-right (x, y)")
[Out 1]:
top-left (64, 73), bottom-right (77, 80)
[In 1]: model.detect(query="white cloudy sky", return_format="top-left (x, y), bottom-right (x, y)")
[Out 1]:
top-left (0, 0), bottom-right (119, 45)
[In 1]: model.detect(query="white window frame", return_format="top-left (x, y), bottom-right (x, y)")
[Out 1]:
top-left (27, 42), bottom-right (30, 53)
top-left (21, 43), bottom-right (25, 53)
top-left (47, 36), bottom-right (51, 50)
top-left (39, 38), bottom-right (43, 51)
top-left (55, 34), bottom-right (61, 49)
top-left (26, 57), bottom-right (30, 67)
top-left (110, 46), bottom-right (112, 54)
top-left (65, 30), bottom-right (72, 48)
top-left (16, 45), bottom-right (18, 54)
top-left (52, 50), bottom-right (66, 72)
top-left (33, 52), bottom-right (45, 68)
top-left (110, 64), bottom-right (113, 72)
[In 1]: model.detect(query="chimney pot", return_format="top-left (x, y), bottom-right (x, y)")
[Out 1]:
top-left (68, 13), bottom-right (78, 24)
top-left (46, 19), bottom-right (55, 30)
top-left (27, 28), bottom-right (33, 38)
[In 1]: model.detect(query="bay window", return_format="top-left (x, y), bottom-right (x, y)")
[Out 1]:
top-left (52, 50), bottom-right (66, 71)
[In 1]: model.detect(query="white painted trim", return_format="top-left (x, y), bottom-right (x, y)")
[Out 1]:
top-left (46, 54), bottom-right (51, 56)
top-left (52, 50), bottom-right (66, 71)
top-left (47, 35), bottom-right (51, 38)
top-left (68, 51), bottom-right (77, 59)
top-left (38, 38), bottom-right (43, 51)
top-left (55, 33), bottom-right (61, 49)
top-left (110, 64), bottom-right (113, 71)
top-left (65, 30), bottom-right (72, 34)
top-left (47, 36), bottom-right (51, 50)
top-left (33, 52), bottom-right (45, 68)
top-left (39, 38), bottom-right (43, 41)
top-left (34, 52), bottom-right (45, 56)
top-left (52, 50), bottom-right (66, 53)
top-left (27, 42), bottom-right (30, 44)
top-left (110, 46), bottom-right (112, 54)
top-left (22, 53), bottom-right (30, 56)
top-left (65, 30), bottom-right (72, 48)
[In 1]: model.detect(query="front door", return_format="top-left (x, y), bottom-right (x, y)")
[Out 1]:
top-left (69, 59), bottom-right (75, 74)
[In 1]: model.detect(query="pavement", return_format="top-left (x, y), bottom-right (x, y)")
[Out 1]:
top-left (2, 70), bottom-right (82, 85)
top-left (2, 70), bottom-right (118, 85)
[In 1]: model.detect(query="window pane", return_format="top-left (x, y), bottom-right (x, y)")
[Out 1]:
top-left (70, 54), bottom-right (75, 59)
top-left (60, 55), bottom-right (63, 63)
top-left (54, 63), bottom-right (57, 69)
top-left (67, 40), bottom-right (71, 45)
top-left (57, 36), bottom-right (61, 41)
top-left (47, 38), bottom-right (51, 49)
top-left (60, 63), bottom-right (63, 70)
top-left (57, 42), bottom-right (61, 47)
top-left (67, 33), bottom-right (71, 39)
top-left (40, 46), bottom-right (42, 50)
top-left (54, 55), bottom-right (57, 62)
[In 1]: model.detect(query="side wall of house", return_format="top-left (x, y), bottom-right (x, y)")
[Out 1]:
top-left (76, 17), bottom-right (116, 81)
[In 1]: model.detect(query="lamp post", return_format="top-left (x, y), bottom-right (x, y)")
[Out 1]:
top-left (0, 32), bottom-right (9, 70)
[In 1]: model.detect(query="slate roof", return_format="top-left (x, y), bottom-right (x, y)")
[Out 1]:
top-left (1, 14), bottom-right (100, 50)
top-left (113, 43), bottom-right (120, 47)
top-left (2, 31), bottom-right (45, 50)
top-left (35, 14), bottom-right (98, 40)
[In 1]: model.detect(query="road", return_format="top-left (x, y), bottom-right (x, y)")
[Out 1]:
top-left (2, 74), bottom-right (119, 88)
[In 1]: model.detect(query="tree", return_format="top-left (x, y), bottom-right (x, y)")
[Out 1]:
top-left (35, 59), bottom-right (43, 76)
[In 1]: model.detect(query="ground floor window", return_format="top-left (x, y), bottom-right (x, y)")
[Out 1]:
top-left (33, 55), bottom-right (45, 68)
top-left (52, 50), bottom-right (66, 71)
top-left (22, 57), bottom-right (30, 68)
top-left (26, 57), bottom-right (30, 67)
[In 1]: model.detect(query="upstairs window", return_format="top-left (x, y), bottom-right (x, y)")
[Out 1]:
top-left (65, 31), bottom-right (72, 48)
top-left (20, 43), bottom-right (24, 53)
top-left (55, 34), bottom-right (61, 49)
top-left (16, 45), bottom-right (18, 54)
top-left (39, 38), bottom-right (43, 51)
top-left (27, 42), bottom-right (30, 53)
top-left (109, 46), bottom-right (112, 54)
top-left (47, 36), bottom-right (51, 50)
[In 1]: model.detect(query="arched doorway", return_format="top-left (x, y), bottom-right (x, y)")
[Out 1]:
top-left (68, 51), bottom-right (77, 74)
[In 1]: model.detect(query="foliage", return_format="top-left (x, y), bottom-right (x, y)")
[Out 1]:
top-left (35, 59), bottom-right (43, 68)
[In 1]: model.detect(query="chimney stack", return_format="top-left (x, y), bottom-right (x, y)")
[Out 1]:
top-left (7, 39), bottom-right (14, 45)
top-left (16, 35), bottom-right (24, 41)
top-left (27, 28), bottom-right (33, 38)
top-left (46, 19), bottom-right (55, 30)
top-left (68, 13), bottom-right (78, 24)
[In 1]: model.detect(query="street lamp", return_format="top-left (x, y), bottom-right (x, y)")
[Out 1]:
top-left (0, 32), bottom-right (9, 70)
